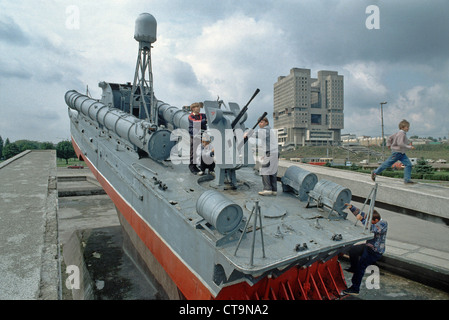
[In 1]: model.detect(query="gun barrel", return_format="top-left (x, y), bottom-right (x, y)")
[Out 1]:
top-left (231, 88), bottom-right (260, 129)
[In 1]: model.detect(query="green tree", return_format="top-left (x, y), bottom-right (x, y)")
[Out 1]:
top-left (414, 158), bottom-right (434, 175)
top-left (15, 140), bottom-right (40, 152)
top-left (3, 143), bottom-right (21, 159)
top-left (41, 142), bottom-right (55, 149)
top-left (56, 140), bottom-right (76, 164)
top-left (0, 136), bottom-right (3, 159)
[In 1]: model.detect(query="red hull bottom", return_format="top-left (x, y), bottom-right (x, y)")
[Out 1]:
top-left (216, 256), bottom-right (347, 300)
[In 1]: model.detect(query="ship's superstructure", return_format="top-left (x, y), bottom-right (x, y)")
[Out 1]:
top-left (65, 13), bottom-right (374, 300)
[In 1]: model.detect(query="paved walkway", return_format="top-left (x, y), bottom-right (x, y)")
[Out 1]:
top-left (0, 150), bottom-right (59, 299)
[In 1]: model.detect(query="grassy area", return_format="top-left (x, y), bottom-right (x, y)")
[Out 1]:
top-left (57, 158), bottom-right (85, 167)
top-left (408, 144), bottom-right (449, 161)
top-left (280, 143), bottom-right (449, 183)
top-left (281, 145), bottom-right (359, 161)
top-left (280, 144), bottom-right (449, 164)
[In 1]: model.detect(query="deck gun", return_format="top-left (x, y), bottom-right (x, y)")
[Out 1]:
top-left (201, 89), bottom-right (261, 188)
top-left (230, 88), bottom-right (260, 129)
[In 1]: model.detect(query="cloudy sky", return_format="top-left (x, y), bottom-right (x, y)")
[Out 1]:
top-left (1, 0), bottom-right (448, 143)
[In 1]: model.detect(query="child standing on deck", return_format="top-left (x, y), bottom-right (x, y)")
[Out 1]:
top-left (371, 119), bottom-right (416, 184)
top-left (188, 102), bottom-right (207, 174)
top-left (255, 117), bottom-right (278, 196)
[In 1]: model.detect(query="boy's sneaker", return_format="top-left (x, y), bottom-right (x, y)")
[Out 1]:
top-left (197, 171), bottom-right (204, 176)
top-left (371, 170), bottom-right (376, 181)
top-left (258, 190), bottom-right (273, 196)
top-left (209, 171), bottom-right (215, 177)
top-left (404, 180), bottom-right (416, 185)
top-left (343, 286), bottom-right (359, 296)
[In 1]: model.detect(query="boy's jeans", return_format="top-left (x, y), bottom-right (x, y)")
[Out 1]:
top-left (374, 152), bottom-right (412, 182)
top-left (350, 245), bottom-right (382, 292)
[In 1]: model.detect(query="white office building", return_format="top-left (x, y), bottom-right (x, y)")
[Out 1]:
top-left (274, 68), bottom-right (344, 146)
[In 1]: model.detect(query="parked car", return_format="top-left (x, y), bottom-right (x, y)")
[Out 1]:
top-left (67, 164), bottom-right (84, 169)
top-left (436, 159), bottom-right (447, 164)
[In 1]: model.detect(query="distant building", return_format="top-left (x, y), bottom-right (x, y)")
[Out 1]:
top-left (410, 138), bottom-right (433, 145)
top-left (342, 135), bottom-right (388, 146)
top-left (342, 135), bottom-right (435, 147)
top-left (274, 68), bottom-right (344, 146)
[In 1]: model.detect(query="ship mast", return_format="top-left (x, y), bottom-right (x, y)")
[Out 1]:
top-left (130, 13), bottom-right (157, 124)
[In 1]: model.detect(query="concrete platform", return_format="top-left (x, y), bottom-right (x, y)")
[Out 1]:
top-left (57, 167), bottom-right (163, 300)
top-left (0, 150), bottom-right (59, 299)
top-left (57, 175), bottom-right (106, 197)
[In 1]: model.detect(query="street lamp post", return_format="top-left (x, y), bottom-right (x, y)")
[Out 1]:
top-left (380, 102), bottom-right (387, 160)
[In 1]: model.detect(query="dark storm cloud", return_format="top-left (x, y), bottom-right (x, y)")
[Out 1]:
top-left (266, 0), bottom-right (449, 66)
top-left (378, 1), bottom-right (449, 64)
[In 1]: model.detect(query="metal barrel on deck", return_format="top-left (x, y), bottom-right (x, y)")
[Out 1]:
top-left (308, 179), bottom-right (351, 218)
top-left (196, 190), bottom-right (243, 235)
top-left (281, 166), bottom-right (318, 201)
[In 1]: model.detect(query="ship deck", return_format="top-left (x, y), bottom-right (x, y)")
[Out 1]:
top-left (136, 154), bottom-right (373, 279)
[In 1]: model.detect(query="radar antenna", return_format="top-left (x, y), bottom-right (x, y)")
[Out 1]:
top-left (130, 13), bottom-right (157, 123)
